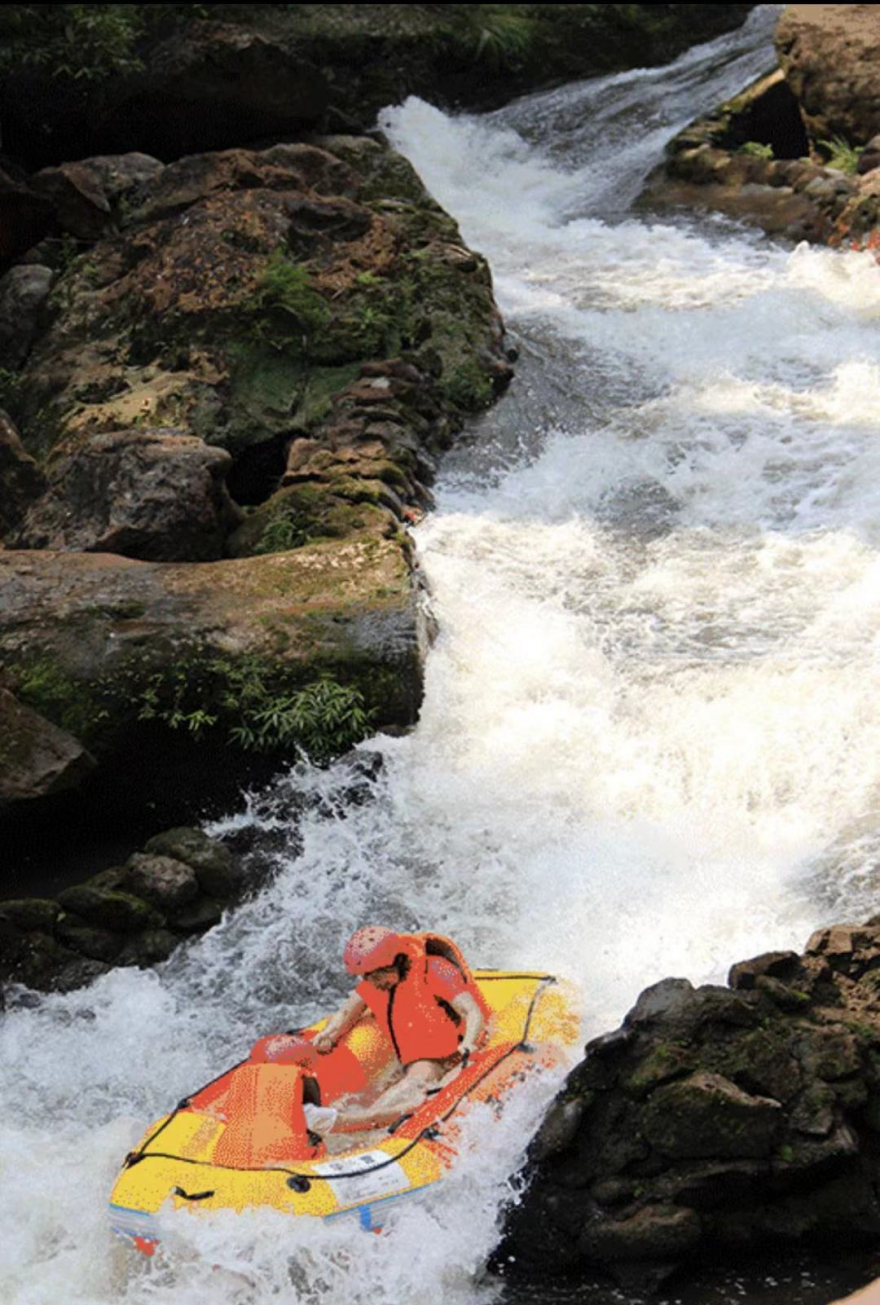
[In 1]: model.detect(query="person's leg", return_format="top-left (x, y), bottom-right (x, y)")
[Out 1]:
top-left (334, 1060), bottom-right (446, 1130)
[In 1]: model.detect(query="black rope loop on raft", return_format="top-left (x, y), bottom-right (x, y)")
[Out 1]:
top-left (124, 975), bottom-right (556, 1183)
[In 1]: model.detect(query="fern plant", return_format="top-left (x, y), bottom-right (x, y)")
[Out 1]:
top-left (819, 135), bottom-right (862, 175)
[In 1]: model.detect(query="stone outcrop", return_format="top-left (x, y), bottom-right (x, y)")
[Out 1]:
top-left (0, 825), bottom-right (242, 992)
top-left (500, 922), bottom-right (880, 1289)
top-left (0, 133), bottom-right (508, 817)
top-left (776, 5), bottom-right (880, 147)
top-left (641, 7), bottom-right (880, 253)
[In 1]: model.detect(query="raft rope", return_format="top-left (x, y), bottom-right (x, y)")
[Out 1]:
top-left (123, 975), bottom-right (555, 1185)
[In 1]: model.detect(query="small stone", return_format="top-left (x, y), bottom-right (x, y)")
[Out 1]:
top-left (117, 929), bottom-right (180, 967)
top-left (644, 1072), bottom-right (783, 1160)
top-left (144, 827), bottom-right (239, 898)
top-left (580, 1204), bottom-right (701, 1262)
top-left (796, 1026), bottom-right (861, 1081)
top-left (729, 951), bottom-right (800, 990)
top-left (124, 853), bottom-right (200, 910)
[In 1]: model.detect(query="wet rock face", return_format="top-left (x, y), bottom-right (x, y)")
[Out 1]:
top-left (0, 412), bottom-right (46, 537)
top-left (776, 5), bottom-right (880, 148)
top-left (501, 924), bottom-right (880, 1288)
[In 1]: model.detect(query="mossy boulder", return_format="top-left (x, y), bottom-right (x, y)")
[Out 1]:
top-left (56, 883), bottom-right (164, 932)
top-left (501, 919), bottom-right (880, 1289)
top-left (143, 827), bottom-right (239, 899)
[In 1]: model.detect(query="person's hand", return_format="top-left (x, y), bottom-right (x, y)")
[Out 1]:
top-left (313, 1030), bottom-right (335, 1054)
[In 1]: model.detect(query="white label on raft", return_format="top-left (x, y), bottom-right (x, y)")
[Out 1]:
top-left (313, 1151), bottom-right (411, 1207)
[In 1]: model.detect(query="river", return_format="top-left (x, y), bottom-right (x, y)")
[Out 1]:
top-left (4, 6), bottom-right (880, 1303)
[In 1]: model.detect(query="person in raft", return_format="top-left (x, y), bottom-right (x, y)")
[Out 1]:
top-left (307, 926), bottom-right (488, 1133)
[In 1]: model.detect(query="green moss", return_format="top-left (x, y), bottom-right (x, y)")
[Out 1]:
top-left (245, 248), bottom-right (330, 353)
top-left (738, 140), bottom-right (775, 160)
top-left (441, 360), bottom-right (494, 411)
top-left (15, 657), bottom-right (107, 742)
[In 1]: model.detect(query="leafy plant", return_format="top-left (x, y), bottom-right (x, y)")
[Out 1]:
top-left (442, 360), bottom-right (494, 411)
top-left (248, 248), bottom-right (330, 352)
top-left (819, 135), bottom-right (862, 175)
top-left (255, 503), bottom-right (312, 554)
top-left (0, 6), bottom-right (145, 82)
top-left (228, 674), bottom-right (371, 759)
top-left (16, 658), bottom-right (108, 740)
top-left (738, 140), bottom-right (774, 160)
top-left (442, 5), bottom-right (537, 69)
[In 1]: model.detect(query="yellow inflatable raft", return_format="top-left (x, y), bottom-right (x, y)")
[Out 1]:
top-left (109, 970), bottom-right (577, 1252)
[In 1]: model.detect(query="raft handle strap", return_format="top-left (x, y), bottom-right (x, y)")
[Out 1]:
top-left (173, 1187), bottom-right (215, 1202)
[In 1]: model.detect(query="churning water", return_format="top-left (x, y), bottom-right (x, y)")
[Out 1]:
top-left (4, 6), bottom-right (880, 1302)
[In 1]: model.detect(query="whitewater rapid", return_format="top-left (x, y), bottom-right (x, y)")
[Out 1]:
top-left (4, 6), bottom-right (880, 1302)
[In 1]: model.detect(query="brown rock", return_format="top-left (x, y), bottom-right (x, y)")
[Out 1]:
top-left (644, 1072), bottom-right (783, 1160)
top-left (580, 1205), bottom-right (702, 1262)
top-left (776, 5), bottom-right (880, 146)
top-left (0, 688), bottom-right (95, 805)
top-left (12, 428), bottom-right (234, 562)
top-left (124, 853), bottom-right (200, 910)
top-left (0, 264), bottom-right (55, 370)
top-left (30, 154), bottom-right (163, 240)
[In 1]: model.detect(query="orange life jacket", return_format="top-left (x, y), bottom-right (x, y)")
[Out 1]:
top-left (356, 933), bottom-right (488, 1067)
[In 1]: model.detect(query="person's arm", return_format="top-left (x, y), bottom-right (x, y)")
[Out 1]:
top-left (451, 990), bottom-right (485, 1059)
top-left (313, 991), bottom-right (367, 1053)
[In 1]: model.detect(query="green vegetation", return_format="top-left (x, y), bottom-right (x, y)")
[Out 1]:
top-left (442, 5), bottom-right (537, 69)
top-left (819, 135), bottom-right (863, 175)
top-left (10, 645), bottom-right (374, 763)
top-left (0, 5), bottom-right (217, 82)
top-left (16, 658), bottom-right (107, 740)
top-left (738, 141), bottom-right (775, 160)
top-left (247, 249), bottom-right (330, 353)
top-left (227, 672), bottom-right (371, 758)
top-left (442, 360), bottom-right (495, 411)
top-left (254, 499), bottom-right (313, 554)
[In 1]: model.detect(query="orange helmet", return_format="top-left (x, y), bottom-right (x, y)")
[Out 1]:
top-left (343, 925), bottom-right (405, 976)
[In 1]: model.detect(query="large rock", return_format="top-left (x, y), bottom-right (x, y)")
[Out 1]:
top-left (11, 428), bottom-right (236, 562)
top-left (0, 411), bottom-right (46, 537)
top-left (29, 153), bottom-right (164, 241)
top-left (776, 5), bottom-right (880, 146)
top-left (0, 687), bottom-right (95, 806)
top-left (0, 535), bottom-right (424, 810)
top-left (500, 919), bottom-right (880, 1288)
